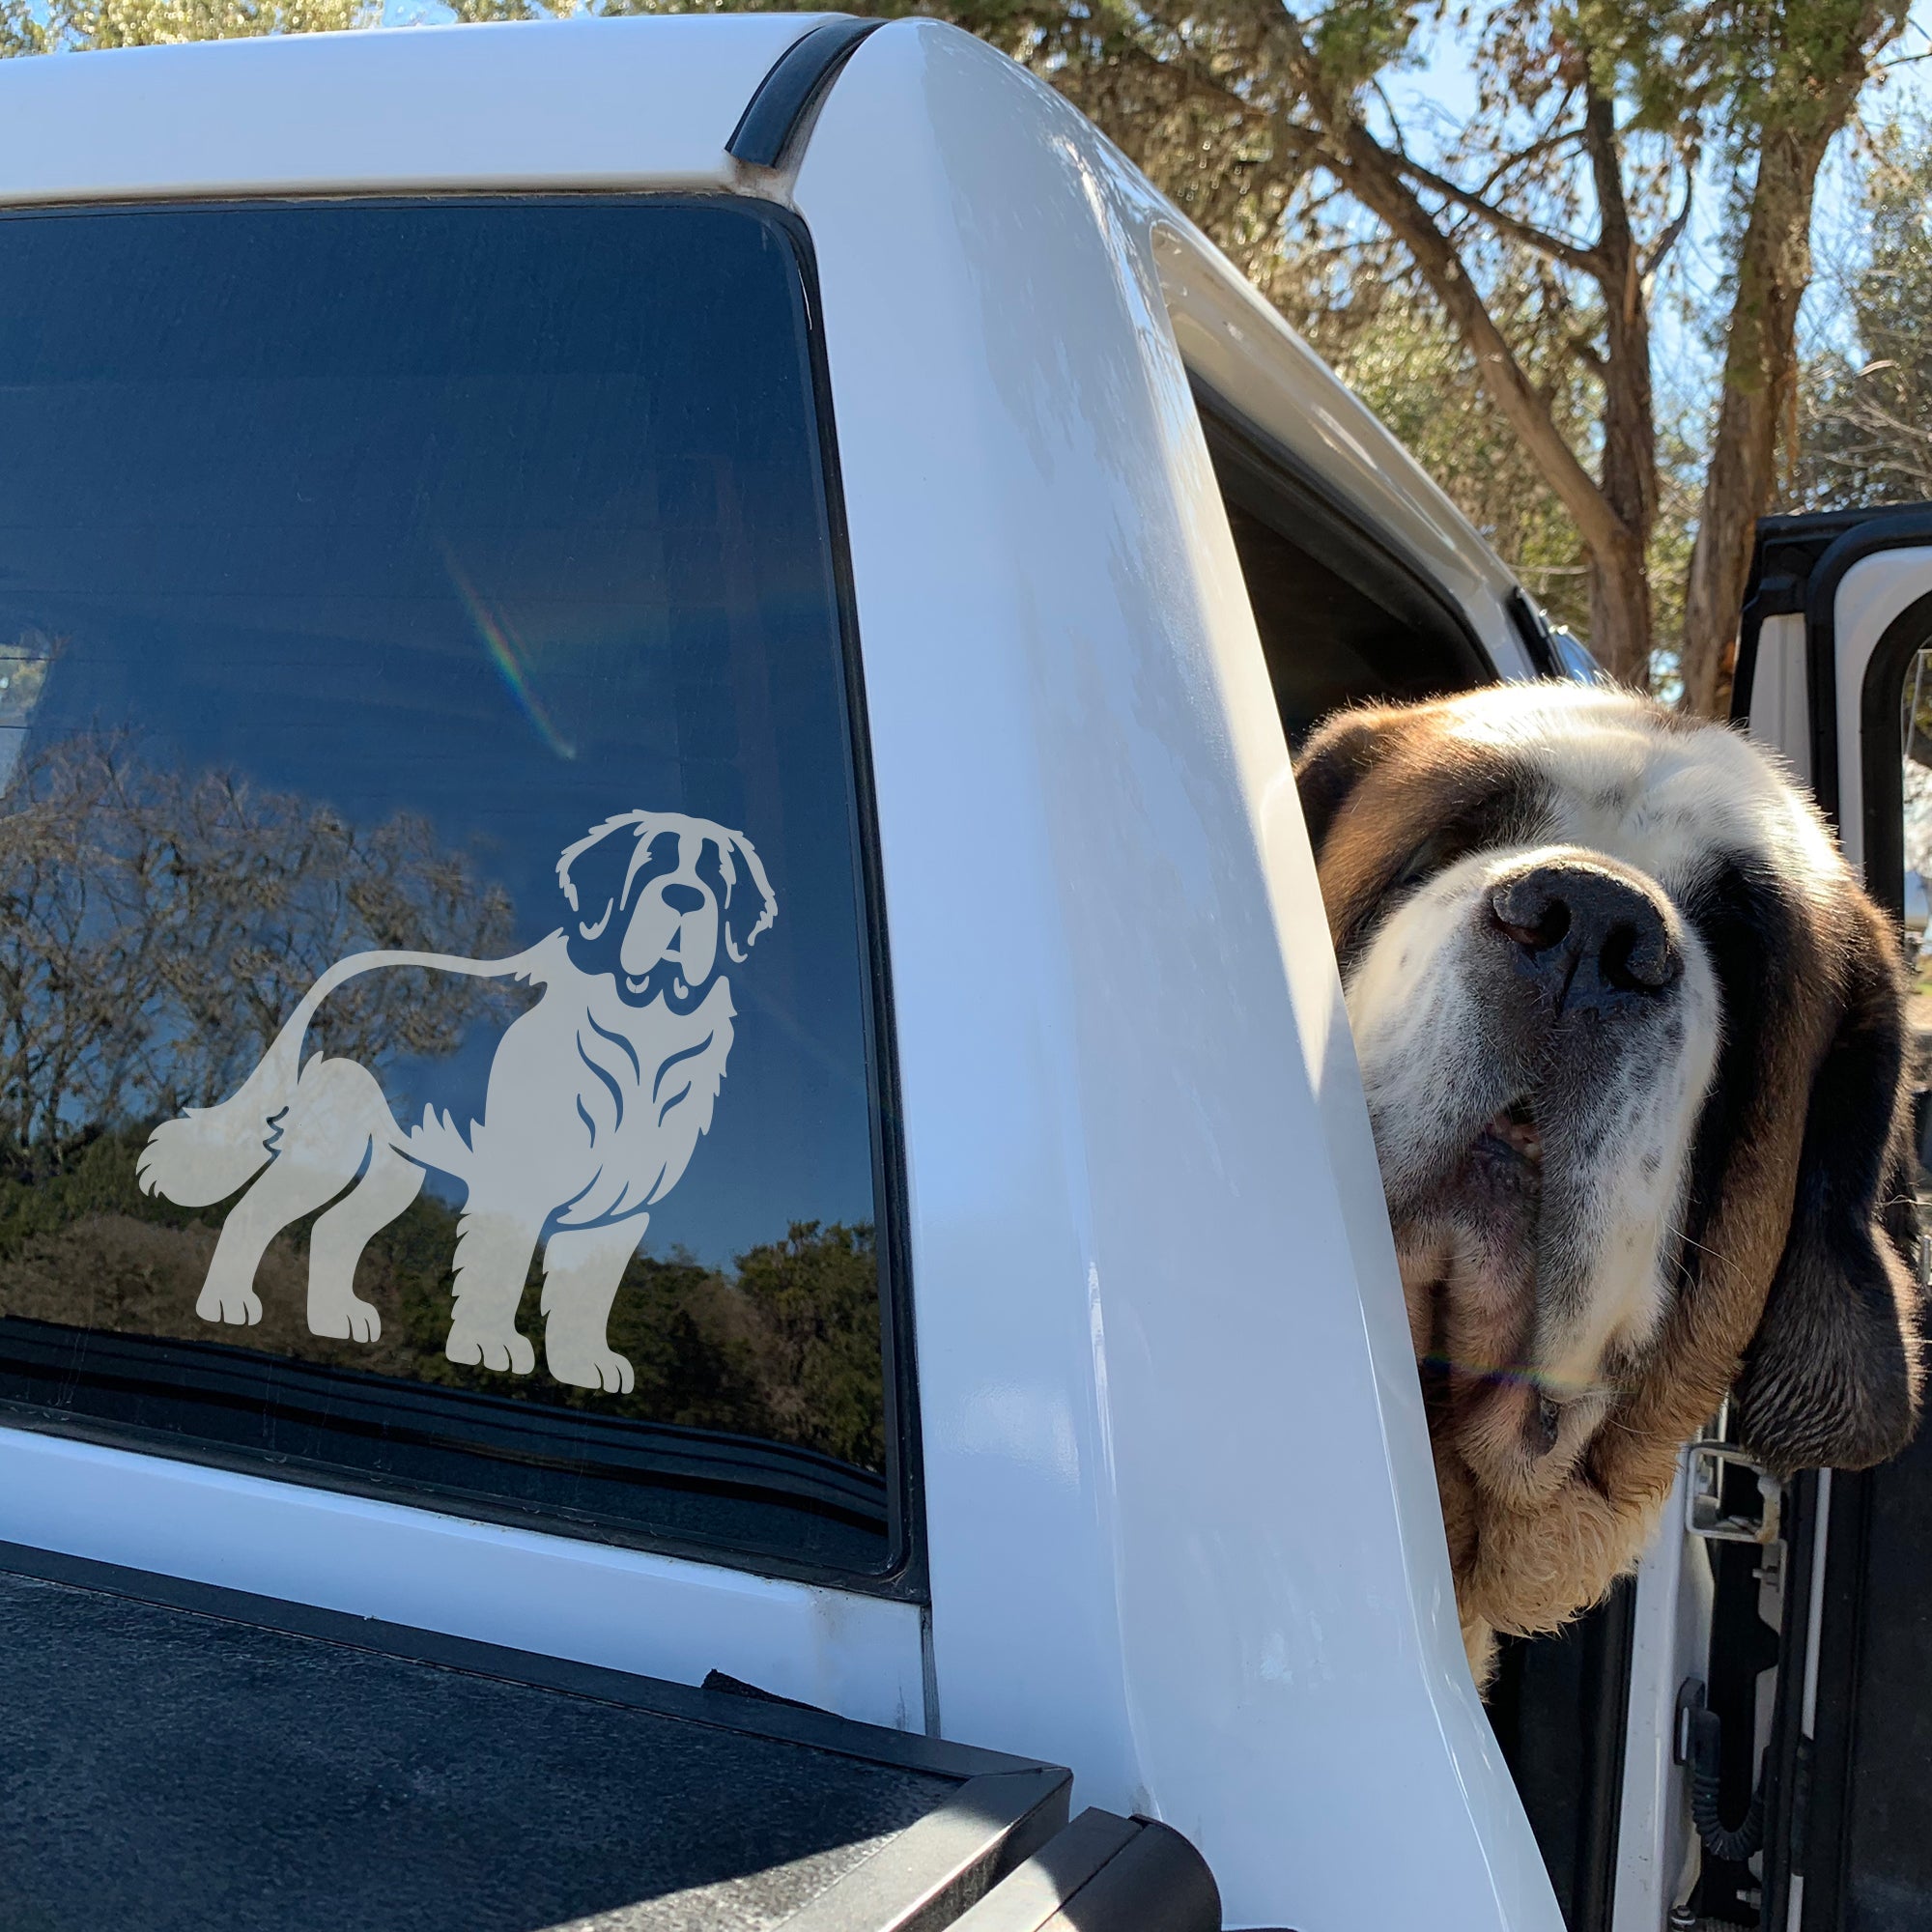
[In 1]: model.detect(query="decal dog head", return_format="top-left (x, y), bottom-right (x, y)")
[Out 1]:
top-left (1296, 682), bottom-right (1923, 1681)
top-left (557, 810), bottom-right (778, 1012)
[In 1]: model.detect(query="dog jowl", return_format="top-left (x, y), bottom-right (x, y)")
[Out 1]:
top-left (137, 810), bottom-right (778, 1393)
top-left (1296, 682), bottom-right (1925, 1684)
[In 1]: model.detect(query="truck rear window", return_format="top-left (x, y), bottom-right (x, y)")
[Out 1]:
top-left (0, 197), bottom-right (911, 1587)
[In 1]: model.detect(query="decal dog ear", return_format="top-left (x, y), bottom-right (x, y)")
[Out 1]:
top-left (716, 828), bottom-right (778, 962)
top-left (1736, 905), bottom-right (1927, 1474)
top-left (556, 811), bottom-right (658, 943)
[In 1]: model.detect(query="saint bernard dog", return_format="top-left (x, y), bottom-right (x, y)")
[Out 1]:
top-left (137, 810), bottom-right (777, 1395)
top-left (1296, 681), bottom-right (1924, 1683)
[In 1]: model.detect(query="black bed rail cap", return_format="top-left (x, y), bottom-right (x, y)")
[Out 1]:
top-left (728, 15), bottom-right (883, 170)
top-left (948, 1806), bottom-right (1224, 1932)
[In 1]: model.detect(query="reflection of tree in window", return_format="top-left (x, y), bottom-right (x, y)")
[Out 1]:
top-left (0, 735), bottom-right (883, 1471)
top-left (0, 732), bottom-right (514, 1151)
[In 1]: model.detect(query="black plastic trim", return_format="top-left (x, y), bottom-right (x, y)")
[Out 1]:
top-left (782, 198), bottom-right (931, 1606)
top-left (0, 1319), bottom-right (886, 1525)
top-left (1769, 593), bottom-right (1932, 1929)
top-left (1576, 1578), bottom-right (1636, 1932)
top-left (782, 1768), bottom-right (1074, 1932)
top-left (1735, 507), bottom-right (1932, 1928)
top-left (727, 16), bottom-right (883, 170)
top-left (1508, 588), bottom-right (1563, 678)
top-left (1730, 503), bottom-right (1932, 822)
top-left (951, 1809), bottom-right (1140, 1930)
top-left (1857, 589), bottom-right (1932, 924)
top-left (1761, 1471), bottom-right (1827, 1929)
top-left (953, 1810), bottom-right (1221, 1932)
top-left (1057, 1819), bottom-right (1220, 1932)
top-left (1733, 505), bottom-right (1929, 730)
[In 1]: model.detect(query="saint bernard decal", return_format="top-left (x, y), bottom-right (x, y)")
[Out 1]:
top-left (137, 811), bottom-right (778, 1392)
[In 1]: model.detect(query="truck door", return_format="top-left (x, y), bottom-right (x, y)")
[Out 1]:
top-left (1731, 503), bottom-right (1932, 1931)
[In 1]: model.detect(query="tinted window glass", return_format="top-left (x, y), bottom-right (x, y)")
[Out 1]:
top-left (0, 199), bottom-right (905, 1581)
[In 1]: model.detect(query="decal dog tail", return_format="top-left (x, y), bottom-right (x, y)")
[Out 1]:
top-left (137, 942), bottom-right (554, 1208)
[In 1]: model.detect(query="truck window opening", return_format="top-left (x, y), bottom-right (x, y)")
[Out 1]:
top-left (1192, 394), bottom-right (1492, 744)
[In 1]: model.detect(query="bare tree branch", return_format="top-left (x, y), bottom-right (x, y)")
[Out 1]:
top-left (1641, 169), bottom-right (1695, 280)
top-left (1388, 149), bottom-right (1604, 278)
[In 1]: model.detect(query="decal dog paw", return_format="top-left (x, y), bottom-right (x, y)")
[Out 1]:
top-left (139, 810), bottom-right (778, 1391)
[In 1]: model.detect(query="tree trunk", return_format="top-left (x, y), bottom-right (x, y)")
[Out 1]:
top-left (1587, 538), bottom-right (1654, 689)
top-left (1681, 7), bottom-right (1903, 718)
top-left (1583, 83), bottom-right (1657, 692)
top-left (1680, 131), bottom-right (1831, 716)
top-left (1321, 122), bottom-right (1653, 688)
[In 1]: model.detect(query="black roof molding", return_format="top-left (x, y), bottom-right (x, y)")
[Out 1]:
top-left (728, 15), bottom-right (883, 170)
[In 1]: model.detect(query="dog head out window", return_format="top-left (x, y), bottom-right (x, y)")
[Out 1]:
top-left (0, 199), bottom-right (908, 1586)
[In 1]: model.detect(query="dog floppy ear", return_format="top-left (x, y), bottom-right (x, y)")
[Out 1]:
top-left (1293, 704), bottom-right (1398, 858)
top-left (718, 829), bottom-right (778, 963)
top-left (1735, 906), bottom-right (1925, 1474)
top-left (557, 812), bottom-right (648, 942)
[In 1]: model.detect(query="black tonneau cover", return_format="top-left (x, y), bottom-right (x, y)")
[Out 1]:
top-left (0, 1544), bottom-right (1217, 1932)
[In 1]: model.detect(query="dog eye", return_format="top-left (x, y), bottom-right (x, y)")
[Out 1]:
top-left (1393, 835), bottom-right (1451, 893)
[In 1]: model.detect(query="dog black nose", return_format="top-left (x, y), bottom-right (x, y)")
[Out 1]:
top-left (661, 883), bottom-right (705, 914)
top-left (1489, 861), bottom-right (1678, 1012)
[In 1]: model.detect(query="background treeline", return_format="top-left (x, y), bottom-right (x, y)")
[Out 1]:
top-left (8, 0), bottom-right (1932, 707)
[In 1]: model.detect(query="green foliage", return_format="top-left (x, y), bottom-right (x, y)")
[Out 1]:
top-left (1793, 114), bottom-right (1932, 511)
top-left (735, 1221), bottom-right (888, 1471)
top-left (0, 734), bottom-right (515, 1155)
top-left (1, 0), bottom-right (372, 52)
top-left (1308, 277), bottom-right (1599, 640)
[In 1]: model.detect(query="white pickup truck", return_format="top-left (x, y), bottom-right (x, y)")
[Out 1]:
top-left (0, 16), bottom-right (1927, 1932)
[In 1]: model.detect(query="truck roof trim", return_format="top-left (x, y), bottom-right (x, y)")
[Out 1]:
top-left (728, 15), bottom-right (883, 170)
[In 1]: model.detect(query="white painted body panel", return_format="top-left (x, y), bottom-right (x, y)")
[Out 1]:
top-left (1748, 611), bottom-right (1814, 788)
top-left (0, 16), bottom-right (1559, 1927)
top-left (1831, 546), bottom-right (1932, 872)
top-left (0, 14), bottom-right (820, 202)
top-left (1610, 1453), bottom-right (1714, 1930)
top-left (801, 23), bottom-right (1554, 1929)
top-left (1152, 224), bottom-right (1535, 679)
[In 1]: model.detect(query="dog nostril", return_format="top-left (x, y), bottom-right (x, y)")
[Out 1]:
top-left (1600, 921), bottom-right (1680, 993)
top-left (1491, 882), bottom-right (1572, 954)
top-left (1533, 1394), bottom-right (1561, 1455)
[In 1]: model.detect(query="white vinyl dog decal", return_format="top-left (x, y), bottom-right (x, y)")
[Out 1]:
top-left (137, 811), bottom-right (778, 1392)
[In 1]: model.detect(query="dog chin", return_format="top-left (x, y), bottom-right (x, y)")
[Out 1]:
top-left (616, 959), bottom-right (713, 1012)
